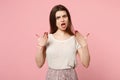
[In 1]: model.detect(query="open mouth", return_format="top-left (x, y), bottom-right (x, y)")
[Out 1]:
top-left (61, 23), bottom-right (66, 27)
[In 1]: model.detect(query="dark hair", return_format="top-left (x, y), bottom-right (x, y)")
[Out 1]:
top-left (49, 4), bottom-right (74, 35)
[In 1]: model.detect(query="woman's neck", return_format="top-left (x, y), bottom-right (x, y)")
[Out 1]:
top-left (54, 30), bottom-right (68, 36)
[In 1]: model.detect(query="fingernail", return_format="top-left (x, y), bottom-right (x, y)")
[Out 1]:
top-left (36, 34), bottom-right (39, 37)
top-left (44, 32), bottom-right (46, 35)
top-left (87, 33), bottom-right (90, 36)
top-left (75, 30), bottom-right (78, 33)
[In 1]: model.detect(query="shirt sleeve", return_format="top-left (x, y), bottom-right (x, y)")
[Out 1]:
top-left (76, 40), bottom-right (81, 49)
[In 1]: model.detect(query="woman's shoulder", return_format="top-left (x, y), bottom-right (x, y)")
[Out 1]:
top-left (47, 33), bottom-right (54, 41)
top-left (48, 33), bottom-right (52, 37)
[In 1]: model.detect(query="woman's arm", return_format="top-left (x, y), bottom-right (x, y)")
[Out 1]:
top-left (35, 46), bottom-right (46, 68)
top-left (77, 45), bottom-right (90, 68)
top-left (75, 31), bottom-right (90, 68)
top-left (35, 32), bottom-right (48, 68)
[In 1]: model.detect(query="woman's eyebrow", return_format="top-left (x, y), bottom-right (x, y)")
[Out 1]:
top-left (56, 16), bottom-right (60, 19)
top-left (62, 14), bottom-right (67, 17)
top-left (56, 14), bottom-right (67, 19)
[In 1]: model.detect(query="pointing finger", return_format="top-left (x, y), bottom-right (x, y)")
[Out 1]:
top-left (36, 34), bottom-right (40, 38)
top-left (43, 32), bottom-right (48, 38)
top-left (86, 33), bottom-right (90, 37)
top-left (84, 33), bottom-right (90, 39)
top-left (44, 32), bottom-right (48, 38)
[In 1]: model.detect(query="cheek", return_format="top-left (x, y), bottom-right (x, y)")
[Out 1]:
top-left (56, 20), bottom-right (60, 26)
top-left (65, 18), bottom-right (69, 23)
top-left (66, 19), bottom-right (69, 25)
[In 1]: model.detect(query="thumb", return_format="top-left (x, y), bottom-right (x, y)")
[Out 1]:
top-left (44, 32), bottom-right (48, 38)
top-left (84, 33), bottom-right (90, 39)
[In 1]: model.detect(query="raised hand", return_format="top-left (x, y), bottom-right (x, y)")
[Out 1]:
top-left (75, 31), bottom-right (90, 47)
top-left (36, 32), bottom-right (48, 47)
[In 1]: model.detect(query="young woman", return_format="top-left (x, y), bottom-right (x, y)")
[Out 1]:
top-left (36, 4), bottom-right (90, 80)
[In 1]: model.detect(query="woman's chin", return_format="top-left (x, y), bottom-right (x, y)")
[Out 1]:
top-left (61, 27), bottom-right (67, 31)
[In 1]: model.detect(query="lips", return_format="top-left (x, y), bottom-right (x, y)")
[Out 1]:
top-left (61, 23), bottom-right (66, 27)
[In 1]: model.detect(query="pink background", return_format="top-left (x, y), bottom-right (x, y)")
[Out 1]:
top-left (0, 0), bottom-right (120, 80)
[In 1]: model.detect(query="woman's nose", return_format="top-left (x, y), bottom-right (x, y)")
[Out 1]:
top-left (60, 17), bottom-right (64, 22)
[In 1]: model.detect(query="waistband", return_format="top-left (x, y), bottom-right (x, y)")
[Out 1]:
top-left (48, 67), bottom-right (74, 71)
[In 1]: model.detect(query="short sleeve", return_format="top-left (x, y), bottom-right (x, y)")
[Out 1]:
top-left (76, 40), bottom-right (81, 49)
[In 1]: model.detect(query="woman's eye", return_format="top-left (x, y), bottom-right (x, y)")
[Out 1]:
top-left (63, 15), bottom-right (67, 18)
top-left (56, 17), bottom-right (60, 19)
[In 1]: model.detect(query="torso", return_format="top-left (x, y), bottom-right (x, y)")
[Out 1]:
top-left (46, 34), bottom-right (81, 69)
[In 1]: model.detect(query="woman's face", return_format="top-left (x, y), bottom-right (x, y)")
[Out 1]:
top-left (55, 11), bottom-right (69, 31)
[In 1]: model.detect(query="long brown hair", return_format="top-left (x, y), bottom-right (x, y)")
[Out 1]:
top-left (49, 4), bottom-right (74, 35)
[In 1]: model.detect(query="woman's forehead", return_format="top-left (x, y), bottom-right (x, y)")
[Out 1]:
top-left (55, 11), bottom-right (67, 17)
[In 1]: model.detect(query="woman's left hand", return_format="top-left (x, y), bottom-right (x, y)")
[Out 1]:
top-left (75, 31), bottom-right (90, 47)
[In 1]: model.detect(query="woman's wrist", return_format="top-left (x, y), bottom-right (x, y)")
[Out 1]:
top-left (80, 40), bottom-right (88, 48)
top-left (81, 43), bottom-right (88, 48)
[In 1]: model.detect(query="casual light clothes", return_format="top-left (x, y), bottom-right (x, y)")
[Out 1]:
top-left (45, 34), bottom-right (81, 80)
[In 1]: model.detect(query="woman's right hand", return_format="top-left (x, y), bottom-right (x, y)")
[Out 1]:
top-left (36, 32), bottom-right (48, 47)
